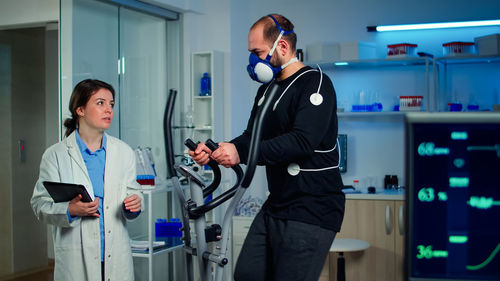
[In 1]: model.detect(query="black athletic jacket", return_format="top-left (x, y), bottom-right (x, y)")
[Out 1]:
top-left (232, 66), bottom-right (345, 231)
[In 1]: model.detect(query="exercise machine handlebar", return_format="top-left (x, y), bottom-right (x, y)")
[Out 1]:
top-left (184, 139), bottom-right (222, 198)
top-left (183, 138), bottom-right (243, 219)
top-left (164, 89), bottom-right (177, 179)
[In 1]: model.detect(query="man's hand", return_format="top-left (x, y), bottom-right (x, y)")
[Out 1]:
top-left (210, 142), bottom-right (240, 168)
top-left (68, 195), bottom-right (99, 217)
top-left (188, 142), bottom-right (212, 166)
top-left (123, 194), bottom-right (142, 213)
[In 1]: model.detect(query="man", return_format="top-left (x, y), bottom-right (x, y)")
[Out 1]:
top-left (189, 14), bottom-right (345, 281)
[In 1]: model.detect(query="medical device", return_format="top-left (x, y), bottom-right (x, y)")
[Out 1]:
top-left (406, 112), bottom-right (500, 281)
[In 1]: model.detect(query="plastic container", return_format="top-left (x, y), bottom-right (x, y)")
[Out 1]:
top-left (155, 218), bottom-right (183, 246)
top-left (442, 42), bottom-right (475, 56)
top-left (351, 90), bottom-right (382, 112)
top-left (387, 43), bottom-right (418, 57)
top-left (200, 72), bottom-right (211, 96)
top-left (399, 96), bottom-right (423, 111)
top-left (352, 180), bottom-right (359, 190)
top-left (136, 175), bottom-right (155, 185)
top-left (467, 104), bottom-right (479, 111)
top-left (448, 103), bottom-right (463, 112)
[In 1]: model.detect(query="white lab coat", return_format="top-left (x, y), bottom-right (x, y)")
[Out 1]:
top-left (31, 132), bottom-right (142, 281)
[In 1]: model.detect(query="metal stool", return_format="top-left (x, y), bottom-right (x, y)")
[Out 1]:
top-left (330, 238), bottom-right (370, 281)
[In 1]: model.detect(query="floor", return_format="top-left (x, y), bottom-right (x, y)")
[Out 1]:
top-left (1, 263), bottom-right (54, 281)
top-left (2, 270), bottom-right (53, 281)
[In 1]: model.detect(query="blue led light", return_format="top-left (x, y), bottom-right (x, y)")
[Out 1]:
top-left (375, 19), bottom-right (500, 32)
top-left (334, 62), bottom-right (349, 66)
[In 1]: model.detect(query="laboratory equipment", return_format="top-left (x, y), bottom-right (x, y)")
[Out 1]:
top-left (399, 96), bottom-right (423, 111)
top-left (155, 218), bottom-right (183, 246)
top-left (442, 42), bottom-right (475, 56)
top-left (405, 112), bottom-right (500, 281)
top-left (387, 43), bottom-right (418, 57)
top-left (338, 134), bottom-right (347, 173)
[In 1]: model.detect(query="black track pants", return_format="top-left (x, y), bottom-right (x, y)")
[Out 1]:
top-left (234, 210), bottom-right (336, 281)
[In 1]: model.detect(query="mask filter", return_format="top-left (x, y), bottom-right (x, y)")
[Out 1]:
top-left (247, 53), bottom-right (281, 84)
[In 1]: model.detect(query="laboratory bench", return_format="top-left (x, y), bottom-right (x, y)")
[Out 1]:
top-left (344, 189), bottom-right (405, 200)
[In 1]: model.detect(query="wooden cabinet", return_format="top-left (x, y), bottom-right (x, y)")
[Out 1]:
top-left (324, 198), bottom-right (405, 281)
top-left (395, 200), bottom-right (405, 281)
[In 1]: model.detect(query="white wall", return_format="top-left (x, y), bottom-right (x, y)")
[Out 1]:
top-left (0, 0), bottom-right (58, 29)
top-left (140, 0), bottom-right (204, 13)
top-left (181, 0), bottom-right (232, 140)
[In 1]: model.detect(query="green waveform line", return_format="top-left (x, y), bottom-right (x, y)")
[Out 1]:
top-left (466, 243), bottom-right (500, 271)
top-left (467, 196), bottom-right (500, 209)
top-left (467, 144), bottom-right (500, 157)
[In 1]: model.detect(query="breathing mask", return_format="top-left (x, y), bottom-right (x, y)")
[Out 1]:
top-left (247, 15), bottom-right (298, 84)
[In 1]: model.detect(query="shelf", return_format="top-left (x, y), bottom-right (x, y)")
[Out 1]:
top-left (132, 244), bottom-right (183, 258)
top-left (338, 111), bottom-right (409, 119)
top-left (434, 54), bottom-right (500, 65)
top-left (194, 126), bottom-right (213, 130)
top-left (307, 57), bottom-right (430, 69)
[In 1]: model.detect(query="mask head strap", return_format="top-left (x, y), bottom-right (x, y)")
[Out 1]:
top-left (267, 15), bottom-right (294, 57)
top-left (268, 15), bottom-right (294, 36)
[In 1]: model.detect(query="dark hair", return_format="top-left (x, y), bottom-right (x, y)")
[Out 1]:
top-left (64, 79), bottom-right (115, 137)
top-left (252, 14), bottom-right (297, 52)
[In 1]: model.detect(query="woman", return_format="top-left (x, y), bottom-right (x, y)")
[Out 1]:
top-left (31, 79), bottom-right (142, 281)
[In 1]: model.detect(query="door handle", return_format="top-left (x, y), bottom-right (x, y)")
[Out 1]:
top-left (385, 205), bottom-right (392, 235)
top-left (398, 204), bottom-right (404, 235)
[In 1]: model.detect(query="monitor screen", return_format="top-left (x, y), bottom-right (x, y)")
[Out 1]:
top-left (406, 113), bottom-right (500, 281)
top-left (338, 134), bottom-right (347, 173)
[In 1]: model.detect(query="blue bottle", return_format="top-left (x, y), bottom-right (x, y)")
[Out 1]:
top-left (200, 72), bottom-right (211, 96)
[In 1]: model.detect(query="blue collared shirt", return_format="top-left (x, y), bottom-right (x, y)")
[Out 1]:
top-left (75, 130), bottom-right (107, 261)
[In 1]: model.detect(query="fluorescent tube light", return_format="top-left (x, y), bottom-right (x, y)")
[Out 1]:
top-left (334, 62), bottom-right (349, 66)
top-left (367, 19), bottom-right (500, 32)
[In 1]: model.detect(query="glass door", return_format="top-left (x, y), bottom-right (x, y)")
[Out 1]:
top-left (119, 7), bottom-right (168, 179)
top-left (60, 0), bottom-right (120, 136)
top-left (60, 0), bottom-right (169, 179)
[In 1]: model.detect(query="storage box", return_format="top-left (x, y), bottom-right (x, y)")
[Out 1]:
top-left (387, 43), bottom-right (418, 58)
top-left (399, 96), bottom-right (423, 111)
top-left (474, 33), bottom-right (500, 55)
top-left (340, 41), bottom-right (376, 60)
top-left (442, 42), bottom-right (475, 56)
top-left (306, 42), bottom-right (340, 62)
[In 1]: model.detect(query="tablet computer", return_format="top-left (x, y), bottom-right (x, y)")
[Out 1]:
top-left (42, 181), bottom-right (93, 203)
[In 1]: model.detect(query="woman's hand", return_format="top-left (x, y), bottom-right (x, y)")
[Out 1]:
top-left (123, 194), bottom-right (142, 213)
top-left (68, 194), bottom-right (100, 217)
